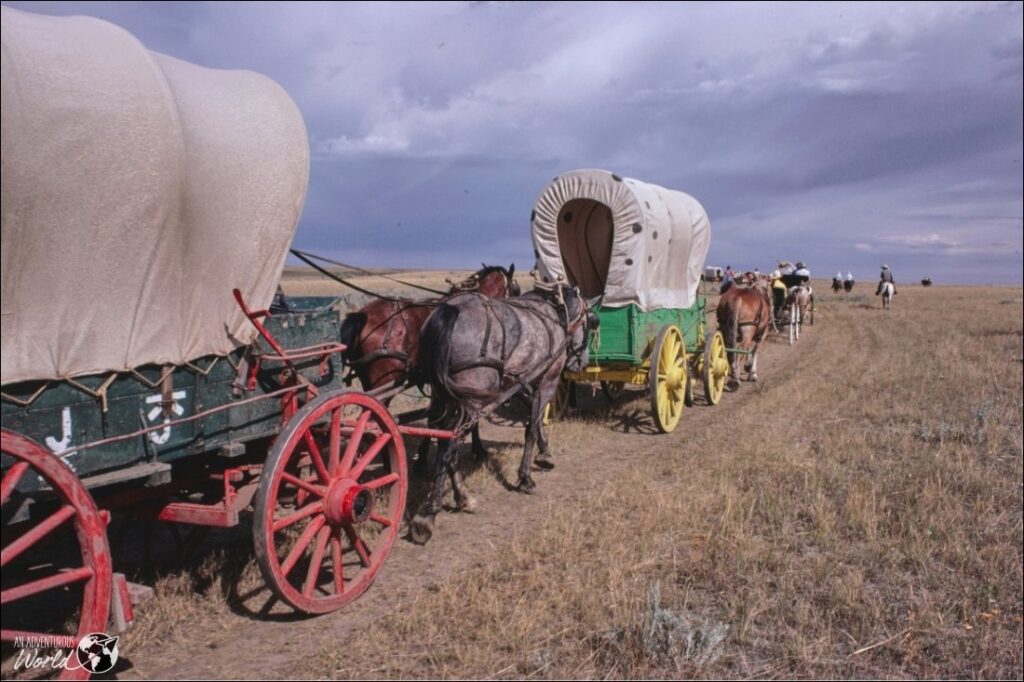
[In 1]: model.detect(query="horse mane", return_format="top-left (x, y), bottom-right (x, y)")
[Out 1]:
top-left (473, 264), bottom-right (510, 279)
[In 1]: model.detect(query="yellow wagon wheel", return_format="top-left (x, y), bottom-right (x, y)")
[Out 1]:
top-left (702, 330), bottom-right (728, 406)
top-left (542, 378), bottom-right (573, 425)
top-left (648, 325), bottom-right (687, 433)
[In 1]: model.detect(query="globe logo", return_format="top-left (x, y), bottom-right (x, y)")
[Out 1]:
top-left (75, 633), bottom-right (119, 674)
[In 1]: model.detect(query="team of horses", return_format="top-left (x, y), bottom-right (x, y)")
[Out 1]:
top-left (338, 265), bottom-right (597, 543)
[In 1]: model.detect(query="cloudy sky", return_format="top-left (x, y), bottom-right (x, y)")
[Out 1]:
top-left (11, 1), bottom-right (1023, 284)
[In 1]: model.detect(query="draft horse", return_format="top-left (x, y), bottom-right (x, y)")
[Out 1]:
top-left (410, 283), bottom-right (596, 543)
top-left (716, 282), bottom-right (772, 386)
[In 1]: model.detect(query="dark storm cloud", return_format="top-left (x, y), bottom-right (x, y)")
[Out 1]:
top-left (10, 1), bottom-right (1023, 283)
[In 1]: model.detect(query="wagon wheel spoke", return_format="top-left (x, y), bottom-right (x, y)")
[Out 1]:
top-left (0, 461), bottom-right (30, 505)
top-left (302, 526), bottom-right (332, 598)
top-left (338, 410), bottom-right (372, 475)
top-left (280, 516), bottom-right (326, 577)
top-left (1, 504), bottom-right (76, 568)
top-left (349, 433), bottom-right (392, 480)
top-left (302, 431), bottom-right (330, 484)
top-left (1, 566), bottom-right (94, 605)
top-left (344, 525), bottom-right (372, 568)
top-left (1, 628), bottom-right (74, 643)
top-left (327, 408), bottom-right (342, 477)
top-left (330, 534), bottom-right (345, 595)
top-left (279, 472), bottom-right (326, 499)
top-left (363, 472), bottom-right (399, 491)
top-left (272, 500), bottom-right (323, 532)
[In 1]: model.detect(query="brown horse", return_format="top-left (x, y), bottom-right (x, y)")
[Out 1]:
top-left (338, 264), bottom-right (519, 457)
top-left (716, 280), bottom-right (772, 386)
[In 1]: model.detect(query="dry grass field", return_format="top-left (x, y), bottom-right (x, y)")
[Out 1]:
top-left (68, 276), bottom-right (1024, 679)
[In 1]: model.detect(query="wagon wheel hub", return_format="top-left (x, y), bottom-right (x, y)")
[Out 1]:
top-left (324, 479), bottom-right (374, 527)
top-left (665, 365), bottom-right (685, 391)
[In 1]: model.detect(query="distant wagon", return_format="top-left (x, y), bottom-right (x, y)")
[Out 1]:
top-left (530, 170), bottom-right (729, 432)
top-left (704, 266), bottom-right (724, 282)
top-left (1, 8), bottom-right (441, 666)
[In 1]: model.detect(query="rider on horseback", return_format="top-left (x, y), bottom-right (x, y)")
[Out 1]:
top-left (876, 264), bottom-right (896, 296)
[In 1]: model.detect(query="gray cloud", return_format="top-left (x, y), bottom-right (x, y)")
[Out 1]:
top-left (10, 0), bottom-right (1023, 284)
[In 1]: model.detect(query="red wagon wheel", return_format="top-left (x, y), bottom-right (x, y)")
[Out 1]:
top-left (1, 429), bottom-right (112, 681)
top-left (253, 390), bottom-right (407, 614)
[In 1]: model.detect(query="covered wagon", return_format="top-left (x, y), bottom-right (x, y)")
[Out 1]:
top-left (1, 8), bottom-right (409, 669)
top-left (530, 169), bottom-right (729, 432)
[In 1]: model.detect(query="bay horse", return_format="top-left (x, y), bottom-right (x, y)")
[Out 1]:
top-left (716, 280), bottom-right (772, 386)
top-left (409, 283), bottom-right (595, 544)
top-left (843, 279), bottom-right (854, 293)
top-left (338, 264), bottom-right (519, 459)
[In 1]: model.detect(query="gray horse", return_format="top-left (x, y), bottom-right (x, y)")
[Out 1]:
top-left (410, 284), bottom-right (596, 544)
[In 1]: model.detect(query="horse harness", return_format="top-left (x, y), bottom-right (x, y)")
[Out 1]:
top-left (345, 271), bottom-right (513, 384)
top-left (451, 290), bottom-right (588, 397)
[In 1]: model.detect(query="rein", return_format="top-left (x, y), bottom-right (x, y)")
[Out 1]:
top-left (292, 248), bottom-right (448, 296)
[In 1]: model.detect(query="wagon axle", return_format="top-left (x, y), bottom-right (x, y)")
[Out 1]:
top-left (324, 481), bottom-right (375, 527)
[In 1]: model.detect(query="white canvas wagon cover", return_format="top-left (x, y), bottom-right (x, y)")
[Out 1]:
top-left (530, 170), bottom-right (710, 312)
top-left (1, 7), bottom-right (309, 385)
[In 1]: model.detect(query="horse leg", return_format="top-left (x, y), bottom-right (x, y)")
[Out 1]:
top-left (448, 458), bottom-right (477, 514)
top-left (470, 424), bottom-right (488, 462)
top-left (517, 387), bottom-right (551, 493)
top-left (532, 365), bottom-right (563, 472)
top-left (413, 437), bottom-right (432, 474)
top-left (409, 434), bottom-right (463, 544)
top-left (748, 335), bottom-right (764, 381)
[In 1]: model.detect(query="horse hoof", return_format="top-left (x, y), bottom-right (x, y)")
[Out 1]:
top-left (408, 514), bottom-right (435, 545)
top-left (535, 452), bottom-right (555, 470)
top-left (749, 375), bottom-right (758, 382)
top-left (517, 477), bottom-right (537, 495)
top-left (458, 494), bottom-right (478, 514)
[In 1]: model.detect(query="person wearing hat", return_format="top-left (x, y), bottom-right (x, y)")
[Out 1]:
top-left (876, 264), bottom-right (896, 295)
top-left (771, 269), bottom-right (787, 321)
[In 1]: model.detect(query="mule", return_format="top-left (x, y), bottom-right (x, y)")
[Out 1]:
top-left (716, 283), bottom-right (771, 386)
top-left (338, 264), bottom-right (519, 460)
top-left (409, 284), bottom-right (595, 543)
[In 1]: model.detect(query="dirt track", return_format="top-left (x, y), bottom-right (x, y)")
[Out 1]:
top-left (119, 307), bottom-right (803, 680)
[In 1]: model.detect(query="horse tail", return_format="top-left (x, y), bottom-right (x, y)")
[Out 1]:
top-left (419, 304), bottom-right (461, 425)
top-left (718, 294), bottom-right (739, 367)
top-left (338, 312), bottom-right (367, 366)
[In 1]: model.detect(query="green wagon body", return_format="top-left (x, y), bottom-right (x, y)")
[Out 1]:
top-left (1, 297), bottom-right (345, 494)
top-left (589, 298), bottom-right (708, 365)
